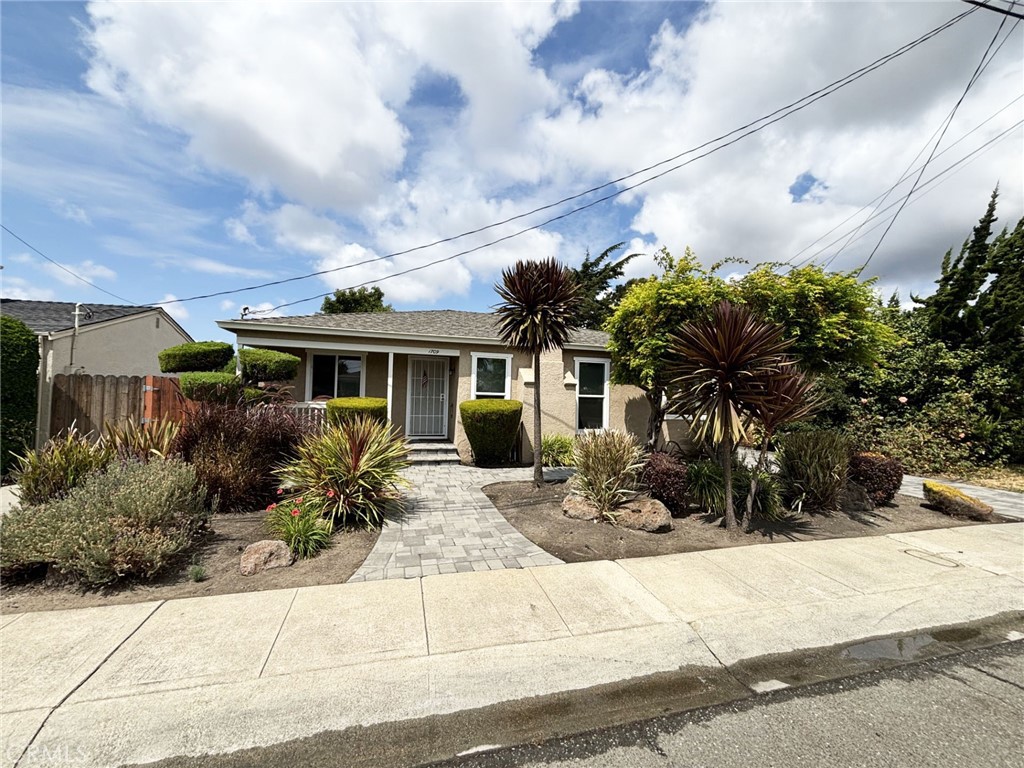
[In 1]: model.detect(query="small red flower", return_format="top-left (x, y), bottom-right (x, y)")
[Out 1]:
top-left (277, 488), bottom-right (283, 495)
top-left (296, 496), bottom-right (304, 504)
top-left (266, 503), bottom-right (277, 511)
top-left (292, 508), bottom-right (301, 517)
top-left (326, 489), bottom-right (335, 498)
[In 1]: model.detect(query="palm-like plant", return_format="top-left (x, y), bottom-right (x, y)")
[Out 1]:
top-left (495, 258), bottom-right (581, 486)
top-left (666, 301), bottom-right (793, 530)
top-left (740, 369), bottom-right (821, 531)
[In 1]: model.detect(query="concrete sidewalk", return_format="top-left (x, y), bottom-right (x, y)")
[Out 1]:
top-left (2, 523), bottom-right (1022, 768)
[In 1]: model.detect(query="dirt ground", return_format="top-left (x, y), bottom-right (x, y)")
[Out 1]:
top-left (483, 480), bottom-right (1010, 563)
top-left (0, 512), bottom-right (378, 614)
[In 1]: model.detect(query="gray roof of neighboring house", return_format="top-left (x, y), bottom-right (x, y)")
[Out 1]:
top-left (0, 299), bottom-right (155, 334)
top-left (223, 310), bottom-right (610, 348)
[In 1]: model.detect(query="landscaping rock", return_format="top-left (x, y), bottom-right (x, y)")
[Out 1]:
top-left (562, 494), bottom-right (600, 521)
top-left (615, 496), bottom-right (673, 533)
top-left (841, 481), bottom-right (875, 514)
top-left (922, 481), bottom-right (993, 521)
top-left (240, 540), bottom-right (294, 576)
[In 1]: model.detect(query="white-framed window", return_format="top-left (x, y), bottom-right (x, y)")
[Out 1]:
top-left (470, 352), bottom-right (513, 399)
top-left (308, 353), bottom-right (365, 400)
top-left (574, 357), bottom-right (610, 431)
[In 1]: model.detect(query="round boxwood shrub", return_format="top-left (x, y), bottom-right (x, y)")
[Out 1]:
top-left (326, 397), bottom-right (388, 425)
top-left (848, 451), bottom-right (903, 506)
top-left (459, 399), bottom-right (522, 466)
top-left (159, 341), bottom-right (234, 373)
top-left (1, 316), bottom-right (38, 476)
top-left (179, 372), bottom-right (242, 404)
top-left (239, 348), bottom-right (300, 383)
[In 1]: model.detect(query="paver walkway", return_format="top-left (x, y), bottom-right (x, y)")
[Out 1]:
top-left (901, 475), bottom-right (1023, 521)
top-left (348, 466), bottom-right (569, 581)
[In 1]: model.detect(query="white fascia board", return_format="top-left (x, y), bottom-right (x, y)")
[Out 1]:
top-left (218, 320), bottom-right (502, 348)
top-left (235, 334), bottom-right (461, 358)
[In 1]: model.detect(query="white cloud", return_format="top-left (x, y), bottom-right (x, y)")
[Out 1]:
top-left (156, 294), bottom-right (189, 321)
top-left (43, 259), bottom-right (117, 287)
top-left (183, 257), bottom-right (271, 279)
top-left (54, 199), bottom-right (91, 225)
top-left (1, 275), bottom-right (56, 301)
top-left (242, 301), bottom-right (284, 319)
top-left (219, 299), bottom-right (236, 312)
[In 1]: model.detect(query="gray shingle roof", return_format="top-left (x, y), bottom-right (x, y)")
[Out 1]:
top-left (227, 310), bottom-right (609, 348)
top-left (0, 300), bottom-right (152, 334)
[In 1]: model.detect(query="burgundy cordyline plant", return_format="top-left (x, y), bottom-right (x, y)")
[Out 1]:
top-left (494, 258), bottom-right (581, 487)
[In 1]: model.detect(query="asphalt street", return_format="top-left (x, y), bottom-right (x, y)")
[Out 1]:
top-left (437, 642), bottom-right (1024, 768)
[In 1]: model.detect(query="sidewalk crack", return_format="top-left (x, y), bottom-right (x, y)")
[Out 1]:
top-left (14, 599), bottom-right (165, 768)
top-left (258, 588), bottom-right (298, 678)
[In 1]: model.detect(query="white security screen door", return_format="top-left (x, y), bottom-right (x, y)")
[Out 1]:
top-left (408, 357), bottom-right (449, 437)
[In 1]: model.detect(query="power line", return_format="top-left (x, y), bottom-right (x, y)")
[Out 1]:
top-left (787, 93), bottom-right (1022, 269)
top-left (157, 7), bottom-right (977, 310)
top-left (962, 0), bottom-right (1024, 21)
top-left (0, 224), bottom-right (137, 304)
top-left (857, 15), bottom-right (1014, 273)
top-left (793, 119), bottom-right (1022, 269)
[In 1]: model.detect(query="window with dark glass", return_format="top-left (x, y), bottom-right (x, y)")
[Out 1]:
top-left (311, 354), bottom-right (362, 399)
top-left (576, 361), bottom-right (607, 430)
top-left (474, 356), bottom-right (508, 399)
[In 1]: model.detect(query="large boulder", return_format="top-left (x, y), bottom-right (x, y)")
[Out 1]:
top-left (615, 497), bottom-right (673, 533)
top-left (562, 494), bottom-right (601, 521)
top-left (841, 481), bottom-right (876, 514)
top-left (922, 481), bottom-right (993, 521)
top-left (240, 540), bottom-right (295, 576)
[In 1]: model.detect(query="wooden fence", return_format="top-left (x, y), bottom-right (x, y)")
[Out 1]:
top-left (49, 374), bottom-right (184, 439)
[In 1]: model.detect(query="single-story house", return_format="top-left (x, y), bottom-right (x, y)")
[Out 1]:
top-left (217, 310), bottom-right (686, 463)
top-left (0, 299), bottom-right (193, 448)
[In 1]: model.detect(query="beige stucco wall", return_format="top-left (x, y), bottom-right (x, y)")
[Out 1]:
top-left (234, 329), bottom-right (689, 463)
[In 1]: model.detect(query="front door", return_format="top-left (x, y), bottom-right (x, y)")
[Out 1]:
top-left (407, 357), bottom-right (449, 437)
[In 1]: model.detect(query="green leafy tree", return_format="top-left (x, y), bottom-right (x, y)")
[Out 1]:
top-left (570, 243), bottom-right (639, 329)
top-left (665, 301), bottom-right (794, 531)
top-left (1, 316), bottom-right (39, 474)
top-left (974, 215), bottom-right (1024, 372)
top-left (604, 248), bottom-right (733, 449)
top-left (495, 258), bottom-right (581, 487)
top-left (320, 286), bottom-right (393, 314)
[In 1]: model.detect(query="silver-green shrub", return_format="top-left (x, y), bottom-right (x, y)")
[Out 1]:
top-left (571, 430), bottom-right (644, 518)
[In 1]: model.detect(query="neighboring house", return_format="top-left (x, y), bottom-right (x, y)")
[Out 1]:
top-left (218, 310), bottom-right (687, 463)
top-left (0, 299), bottom-right (193, 448)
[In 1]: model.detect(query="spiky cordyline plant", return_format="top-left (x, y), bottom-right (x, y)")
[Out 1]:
top-left (494, 258), bottom-right (580, 486)
top-left (740, 368), bottom-right (821, 531)
top-left (666, 301), bottom-right (793, 531)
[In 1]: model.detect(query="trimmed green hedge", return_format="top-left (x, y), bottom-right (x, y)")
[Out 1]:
top-left (460, 399), bottom-right (522, 466)
top-left (239, 348), bottom-right (300, 383)
top-left (179, 372), bottom-right (242, 404)
top-left (0, 316), bottom-right (38, 476)
top-left (159, 341), bottom-right (234, 373)
top-left (326, 397), bottom-right (388, 424)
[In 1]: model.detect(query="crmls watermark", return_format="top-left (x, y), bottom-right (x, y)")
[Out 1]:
top-left (6, 743), bottom-right (90, 765)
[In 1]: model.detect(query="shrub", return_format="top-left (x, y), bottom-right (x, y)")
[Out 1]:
top-left (687, 460), bottom-right (726, 515)
top-left (103, 419), bottom-right (180, 463)
top-left (459, 400), bottom-right (523, 466)
top-left (848, 451), bottom-right (903, 506)
top-left (922, 480), bottom-right (994, 520)
top-left (641, 452), bottom-right (688, 515)
top-left (179, 372), bottom-right (242, 404)
top-left (326, 397), bottom-right (388, 425)
top-left (0, 459), bottom-right (210, 585)
top-left (733, 465), bottom-right (784, 521)
top-left (274, 415), bottom-right (410, 528)
top-left (541, 434), bottom-right (575, 467)
top-left (1, 316), bottom-right (38, 477)
top-left (777, 431), bottom-right (849, 513)
top-left (158, 341), bottom-right (234, 373)
top-left (240, 348), bottom-right (300, 384)
top-left (571, 430), bottom-right (644, 518)
top-left (187, 563), bottom-right (208, 582)
top-left (13, 427), bottom-right (112, 506)
top-left (173, 403), bottom-right (304, 512)
top-left (265, 501), bottom-right (332, 558)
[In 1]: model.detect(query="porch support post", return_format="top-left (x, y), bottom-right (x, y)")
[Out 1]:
top-left (386, 351), bottom-right (394, 421)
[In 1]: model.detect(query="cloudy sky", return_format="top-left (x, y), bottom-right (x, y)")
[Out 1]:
top-left (2, 1), bottom-right (1021, 341)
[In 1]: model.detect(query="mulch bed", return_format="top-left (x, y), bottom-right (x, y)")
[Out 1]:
top-left (483, 480), bottom-right (1008, 564)
top-left (0, 513), bottom-right (378, 614)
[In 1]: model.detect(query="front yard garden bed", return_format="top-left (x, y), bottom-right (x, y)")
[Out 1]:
top-left (483, 480), bottom-right (1007, 564)
top-left (0, 512), bottom-right (378, 614)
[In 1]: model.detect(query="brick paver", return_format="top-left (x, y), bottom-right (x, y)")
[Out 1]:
top-left (348, 466), bottom-right (568, 581)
